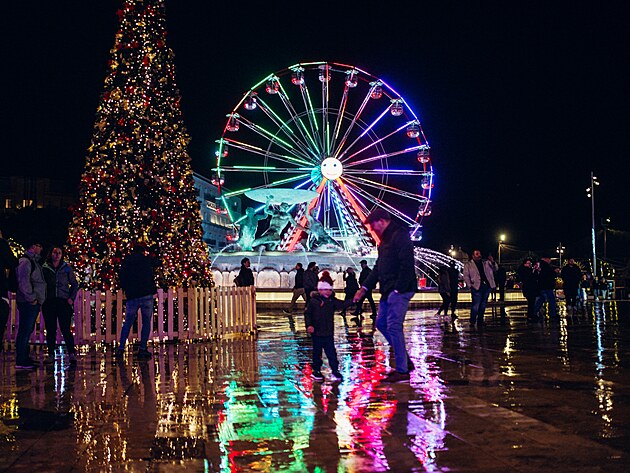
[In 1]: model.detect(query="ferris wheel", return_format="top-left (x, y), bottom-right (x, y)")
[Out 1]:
top-left (211, 61), bottom-right (434, 252)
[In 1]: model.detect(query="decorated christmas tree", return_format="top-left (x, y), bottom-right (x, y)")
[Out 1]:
top-left (68, 0), bottom-right (211, 290)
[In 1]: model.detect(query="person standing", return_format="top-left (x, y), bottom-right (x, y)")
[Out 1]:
top-left (303, 261), bottom-right (318, 303)
top-left (305, 277), bottom-right (350, 382)
top-left (0, 230), bottom-right (18, 352)
top-left (42, 246), bottom-right (79, 364)
top-left (534, 256), bottom-right (558, 320)
top-left (463, 250), bottom-right (497, 328)
top-left (447, 260), bottom-right (460, 319)
top-left (353, 209), bottom-right (417, 383)
top-left (516, 258), bottom-right (538, 321)
top-left (560, 258), bottom-right (581, 311)
top-left (285, 262), bottom-right (306, 313)
top-left (341, 267), bottom-right (359, 318)
top-left (116, 244), bottom-right (158, 359)
top-left (435, 265), bottom-right (451, 318)
top-left (15, 239), bottom-right (46, 369)
top-left (236, 257), bottom-right (255, 287)
top-left (353, 259), bottom-right (377, 322)
top-left (495, 265), bottom-right (507, 303)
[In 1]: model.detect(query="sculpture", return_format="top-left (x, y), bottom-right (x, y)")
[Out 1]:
top-left (305, 208), bottom-right (341, 251)
top-left (236, 207), bottom-right (266, 251)
top-left (252, 197), bottom-right (306, 251)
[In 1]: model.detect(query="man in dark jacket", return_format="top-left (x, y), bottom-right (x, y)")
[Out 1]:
top-left (236, 258), bottom-right (255, 287)
top-left (354, 209), bottom-right (417, 383)
top-left (0, 229), bottom-right (18, 352)
top-left (116, 244), bottom-right (158, 359)
top-left (285, 262), bottom-right (305, 313)
top-left (353, 259), bottom-right (377, 322)
top-left (561, 258), bottom-right (582, 310)
top-left (534, 257), bottom-right (558, 320)
top-left (303, 261), bottom-right (318, 303)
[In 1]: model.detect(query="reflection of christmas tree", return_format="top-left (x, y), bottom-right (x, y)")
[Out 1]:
top-left (68, 0), bottom-right (211, 290)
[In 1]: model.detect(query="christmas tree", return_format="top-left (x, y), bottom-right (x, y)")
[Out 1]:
top-left (68, 0), bottom-right (212, 290)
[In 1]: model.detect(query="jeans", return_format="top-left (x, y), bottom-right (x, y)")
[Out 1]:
top-left (311, 335), bottom-right (339, 373)
top-left (42, 298), bottom-right (76, 355)
top-left (16, 302), bottom-right (41, 364)
top-left (376, 291), bottom-right (413, 373)
top-left (535, 289), bottom-right (558, 319)
top-left (119, 295), bottom-right (154, 350)
top-left (470, 283), bottom-right (491, 325)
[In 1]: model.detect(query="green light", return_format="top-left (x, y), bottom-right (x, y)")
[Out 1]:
top-left (221, 196), bottom-right (234, 222)
top-left (223, 187), bottom-right (252, 197)
top-left (233, 166), bottom-right (277, 170)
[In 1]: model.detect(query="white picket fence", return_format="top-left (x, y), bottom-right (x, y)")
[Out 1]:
top-left (1, 286), bottom-right (256, 346)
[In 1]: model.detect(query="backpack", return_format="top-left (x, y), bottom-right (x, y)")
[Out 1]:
top-left (7, 255), bottom-right (36, 294)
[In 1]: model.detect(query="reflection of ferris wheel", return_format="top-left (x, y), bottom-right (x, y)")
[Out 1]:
top-left (212, 61), bottom-right (434, 252)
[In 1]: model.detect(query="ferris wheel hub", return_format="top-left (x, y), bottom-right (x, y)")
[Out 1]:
top-left (320, 157), bottom-right (343, 180)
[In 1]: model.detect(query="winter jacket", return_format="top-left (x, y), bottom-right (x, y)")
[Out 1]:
top-left (42, 261), bottom-right (79, 301)
top-left (560, 264), bottom-right (581, 289)
top-left (363, 223), bottom-right (418, 296)
top-left (293, 267), bottom-right (304, 289)
top-left (516, 264), bottom-right (538, 296)
top-left (536, 260), bottom-right (557, 291)
top-left (463, 259), bottom-right (498, 290)
top-left (358, 266), bottom-right (371, 286)
top-left (119, 251), bottom-right (158, 300)
top-left (438, 268), bottom-right (451, 295)
top-left (0, 238), bottom-right (18, 299)
top-left (343, 272), bottom-right (359, 296)
top-left (237, 265), bottom-right (255, 287)
top-left (303, 268), bottom-right (318, 291)
top-left (16, 251), bottom-right (46, 304)
top-left (304, 293), bottom-right (348, 337)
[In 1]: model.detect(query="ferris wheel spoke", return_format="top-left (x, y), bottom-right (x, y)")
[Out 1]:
top-left (328, 183), bottom-right (369, 243)
top-left (297, 80), bottom-right (325, 154)
top-left (215, 166), bottom-right (313, 173)
top-left (274, 82), bottom-right (323, 159)
top-left (344, 168), bottom-right (428, 176)
top-left (344, 145), bottom-right (423, 169)
top-left (341, 121), bottom-right (417, 166)
top-left (221, 174), bottom-right (312, 198)
top-left (221, 138), bottom-right (313, 168)
top-left (237, 116), bottom-right (313, 163)
top-left (321, 65), bottom-right (331, 155)
top-left (255, 96), bottom-right (319, 163)
top-left (330, 84), bottom-right (350, 154)
top-left (343, 174), bottom-right (429, 203)
top-left (332, 84), bottom-right (374, 160)
top-left (340, 178), bottom-right (418, 227)
top-left (336, 106), bottom-right (390, 162)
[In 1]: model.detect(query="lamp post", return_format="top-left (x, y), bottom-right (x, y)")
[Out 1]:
top-left (586, 172), bottom-right (599, 276)
top-left (556, 242), bottom-right (565, 267)
top-left (602, 217), bottom-right (610, 260)
top-left (498, 234), bottom-right (506, 265)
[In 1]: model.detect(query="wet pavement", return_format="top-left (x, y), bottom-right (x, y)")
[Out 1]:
top-left (1, 301), bottom-right (629, 472)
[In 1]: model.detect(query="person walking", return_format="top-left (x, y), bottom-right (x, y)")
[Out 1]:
top-left (0, 229), bottom-right (18, 353)
top-left (435, 265), bottom-right (451, 319)
top-left (516, 258), bottom-right (538, 321)
top-left (447, 260), bottom-right (460, 319)
top-left (41, 246), bottom-right (79, 364)
top-left (303, 262), bottom-right (318, 303)
top-left (305, 277), bottom-right (349, 382)
top-left (235, 257), bottom-right (254, 287)
top-left (534, 256), bottom-right (558, 320)
top-left (284, 262), bottom-right (306, 313)
top-left (341, 267), bottom-right (359, 319)
top-left (561, 258), bottom-right (582, 312)
top-left (15, 239), bottom-right (46, 369)
top-left (463, 250), bottom-right (497, 328)
top-left (115, 244), bottom-right (158, 359)
top-left (353, 209), bottom-right (417, 383)
top-left (353, 259), bottom-right (377, 323)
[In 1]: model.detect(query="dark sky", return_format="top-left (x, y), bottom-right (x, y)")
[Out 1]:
top-left (2, 1), bottom-right (629, 256)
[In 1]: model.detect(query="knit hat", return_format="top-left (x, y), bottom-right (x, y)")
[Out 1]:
top-left (317, 280), bottom-right (333, 291)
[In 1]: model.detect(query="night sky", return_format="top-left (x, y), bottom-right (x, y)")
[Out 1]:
top-left (2, 1), bottom-right (628, 258)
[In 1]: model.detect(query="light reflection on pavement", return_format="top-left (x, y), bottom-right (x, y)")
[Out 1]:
top-left (1, 301), bottom-right (629, 472)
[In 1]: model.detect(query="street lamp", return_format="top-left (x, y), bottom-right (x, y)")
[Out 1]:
top-left (586, 172), bottom-right (599, 275)
top-left (498, 234), bottom-right (506, 264)
top-left (602, 217), bottom-right (611, 260)
top-left (556, 242), bottom-right (565, 267)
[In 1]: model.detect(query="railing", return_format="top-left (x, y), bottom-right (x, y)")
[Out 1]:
top-left (1, 286), bottom-right (256, 346)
